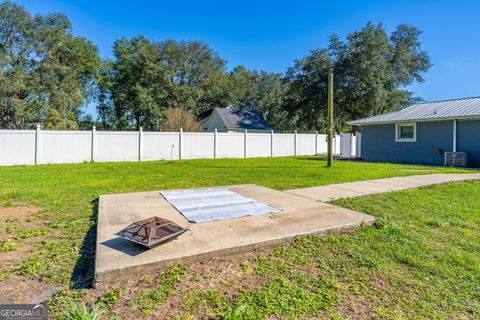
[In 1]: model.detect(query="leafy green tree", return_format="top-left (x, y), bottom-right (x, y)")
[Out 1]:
top-left (0, 1), bottom-right (99, 129)
top-left (110, 36), bottom-right (168, 130)
top-left (98, 37), bottom-right (230, 130)
top-left (283, 49), bottom-right (332, 131)
top-left (95, 59), bottom-right (116, 129)
top-left (0, 1), bottom-right (39, 128)
top-left (284, 22), bottom-right (431, 131)
top-left (225, 66), bottom-right (291, 131)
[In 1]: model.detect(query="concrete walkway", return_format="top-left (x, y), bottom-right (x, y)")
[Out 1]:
top-left (286, 173), bottom-right (480, 202)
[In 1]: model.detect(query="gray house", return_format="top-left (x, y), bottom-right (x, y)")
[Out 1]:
top-left (348, 97), bottom-right (480, 167)
top-left (199, 106), bottom-right (272, 133)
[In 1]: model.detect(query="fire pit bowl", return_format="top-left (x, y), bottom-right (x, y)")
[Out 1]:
top-left (115, 216), bottom-right (188, 249)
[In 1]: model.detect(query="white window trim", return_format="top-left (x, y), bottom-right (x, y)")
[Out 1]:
top-left (395, 122), bottom-right (416, 142)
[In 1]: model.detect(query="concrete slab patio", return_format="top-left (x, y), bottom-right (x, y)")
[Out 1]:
top-left (286, 173), bottom-right (480, 202)
top-left (95, 184), bottom-right (375, 286)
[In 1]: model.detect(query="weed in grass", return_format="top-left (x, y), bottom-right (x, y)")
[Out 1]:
top-left (252, 256), bottom-right (293, 277)
top-left (130, 265), bottom-right (187, 315)
top-left (48, 289), bottom-right (89, 319)
top-left (62, 298), bottom-right (105, 320)
top-left (4, 216), bottom-right (18, 223)
top-left (1, 199), bottom-right (13, 207)
top-left (272, 246), bottom-right (310, 265)
top-left (5, 224), bottom-right (49, 239)
top-left (191, 273), bottom-right (201, 282)
top-left (425, 220), bottom-right (449, 228)
top-left (141, 275), bottom-right (153, 284)
top-left (96, 287), bottom-right (125, 309)
top-left (184, 289), bottom-right (231, 318)
top-left (0, 270), bottom-right (12, 280)
top-left (222, 276), bottom-right (338, 319)
top-left (5, 224), bottom-right (21, 234)
top-left (239, 262), bottom-right (253, 275)
top-left (0, 239), bottom-right (17, 252)
top-left (14, 239), bottom-right (80, 283)
top-left (374, 216), bottom-right (403, 234)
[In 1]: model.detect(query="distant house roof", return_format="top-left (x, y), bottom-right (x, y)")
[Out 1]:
top-left (348, 96), bottom-right (480, 126)
top-left (203, 106), bottom-right (272, 131)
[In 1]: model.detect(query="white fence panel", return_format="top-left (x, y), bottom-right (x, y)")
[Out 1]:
top-left (0, 130), bottom-right (36, 166)
top-left (316, 134), bottom-right (328, 154)
top-left (0, 129), bottom-right (354, 166)
top-left (297, 134), bottom-right (316, 156)
top-left (334, 135), bottom-right (341, 155)
top-left (182, 132), bottom-right (214, 159)
top-left (143, 132), bottom-right (179, 161)
top-left (216, 133), bottom-right (244, 158)
top-left (96, 132), bottom-right (139, 162)
top-left (40, 130), bottom-right (91, 164)
top-left (340, 133), bottom-right (352, 158)
top-left (247, 133), bottom-right (271, 158)
top-left (274, 134), bottom-right (295, 156)
top-left (351, 134), bottom-right (357, 158)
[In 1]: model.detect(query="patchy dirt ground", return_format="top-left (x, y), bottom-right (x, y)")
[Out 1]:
top-left (0, 275), bottom-right (61, 304)
top-left (0, 205), bottom-right (62, 304)
top-left (78, 251), bottom-right (270, 319)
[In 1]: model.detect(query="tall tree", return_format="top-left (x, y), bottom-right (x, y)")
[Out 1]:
top-left (98, 37), bottom-right (229, 130)
top-left (283, 49), bottom-right (332, 131)
top-left (284, 22), bottom-right (431, 131)
top-left (225, 66), bottom-right (290, 131)
top-left (0, 1), bottom-right (99, 129)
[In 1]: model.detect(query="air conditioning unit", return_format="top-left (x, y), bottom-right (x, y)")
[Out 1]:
top-left (444, 152), bottom-right (467, 167)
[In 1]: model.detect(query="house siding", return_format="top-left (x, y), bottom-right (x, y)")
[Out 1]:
top-left (457, 120), bottom-right (480, 167)
top-left (360, 121), bottom-right (454, 165)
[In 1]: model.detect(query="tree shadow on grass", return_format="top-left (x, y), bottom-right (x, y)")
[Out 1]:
top-left (293, 156), bottom-right (326, 161)
top-left (70, 198), bottom-right (99, 289)
top-left (294, 156), bottom-right (361, 162)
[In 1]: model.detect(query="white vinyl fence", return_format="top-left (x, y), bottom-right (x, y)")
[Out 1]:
top-left (0, 126), bottom-right (358, 166)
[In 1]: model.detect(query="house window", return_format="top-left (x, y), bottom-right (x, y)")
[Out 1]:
top-left (395, 123), bottom-right (416, 142)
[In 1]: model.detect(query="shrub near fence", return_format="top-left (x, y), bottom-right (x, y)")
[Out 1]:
top-left (0, 126), bottom-right (356, 166)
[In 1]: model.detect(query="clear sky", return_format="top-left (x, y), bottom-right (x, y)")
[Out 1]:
top-left (13, 0), bottom-right (480, 105)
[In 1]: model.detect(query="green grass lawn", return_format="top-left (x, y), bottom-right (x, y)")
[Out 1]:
top-left (100, 180), bottom-right (477, 320)
top-left (0, 156), bottom-right (475, 319)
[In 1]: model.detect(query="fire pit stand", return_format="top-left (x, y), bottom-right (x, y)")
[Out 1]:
top-left (115, 216), bottom-right (188, 249)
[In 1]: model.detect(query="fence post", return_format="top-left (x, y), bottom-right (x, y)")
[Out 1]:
top-left (91, 126), bottom-right (96, 162)
top-left (315, 131), bottom-right (318, 155)
top-left (350, 133), bottom-right (357, 158)
top-left (179, 128), bottom-right (183, 160)
top-left (34, 124), bottom-right (41, 165)
top-left (294, 130), bottom-right (297, 156)
top-left (214, 128), bottom-right (217, 159)
top-left (138, 127), bottom-right (143, 161)
top-left (244, 129), bottom-right (248, 158)
top-left (270, 130), bottom-right (274, 157)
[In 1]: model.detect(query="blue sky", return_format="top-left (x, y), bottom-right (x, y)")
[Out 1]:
top-left (14, 0), bottom-right (480, 109)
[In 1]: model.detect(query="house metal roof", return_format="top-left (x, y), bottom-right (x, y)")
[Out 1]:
top-left (210, 106), bottom-right (272, 131)
top-left (348, 96), bottom-right (480, 125)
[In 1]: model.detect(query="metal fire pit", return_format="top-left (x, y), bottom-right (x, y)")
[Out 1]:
top-left (115, 216), bottom-right (188, 249)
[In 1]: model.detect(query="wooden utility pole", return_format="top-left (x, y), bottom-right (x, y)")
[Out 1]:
top-left (327, 72), bottom-right (334, 167)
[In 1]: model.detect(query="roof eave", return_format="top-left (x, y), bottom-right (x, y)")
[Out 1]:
top-left (348, 115), bottom-right (480, 126)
